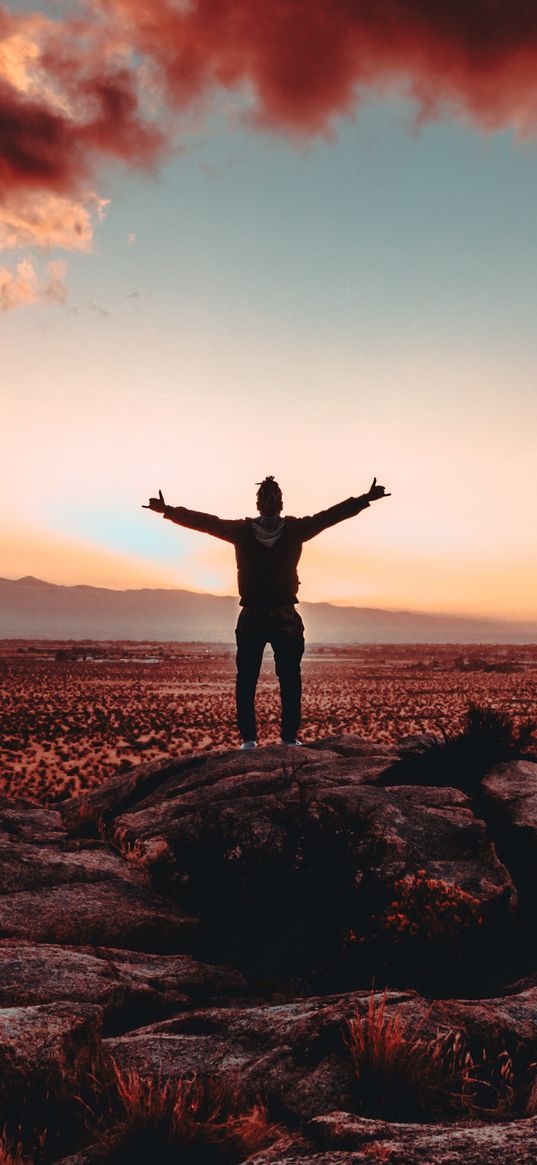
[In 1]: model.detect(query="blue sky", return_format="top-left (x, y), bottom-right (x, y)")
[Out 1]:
top-left (2, 9), bottom-right (537, 617)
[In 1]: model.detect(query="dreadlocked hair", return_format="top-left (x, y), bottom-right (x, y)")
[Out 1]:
top-left (256, 475), bottom-right (283, 510)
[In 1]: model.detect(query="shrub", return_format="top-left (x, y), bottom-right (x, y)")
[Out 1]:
top-left (379, 703), bottom-right (536, 793)
top-left (379, 870), bottom-right (483, 943)
top-left (464, 704), bottom-right (536, 756)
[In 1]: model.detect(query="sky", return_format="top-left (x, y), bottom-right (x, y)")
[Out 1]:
top-left (2, 0), bottom-right (537, 620)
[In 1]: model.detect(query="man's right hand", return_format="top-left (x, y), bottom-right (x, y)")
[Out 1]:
top-left (142, 489), bottom-right (167, 513)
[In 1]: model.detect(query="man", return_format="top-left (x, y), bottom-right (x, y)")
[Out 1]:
top-left (143, 475), bottom-right (390, 748)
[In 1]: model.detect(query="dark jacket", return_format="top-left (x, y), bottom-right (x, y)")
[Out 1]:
top-left (163, 495), bottom-right (370, 607)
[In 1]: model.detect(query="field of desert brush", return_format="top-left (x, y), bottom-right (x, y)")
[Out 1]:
top-left (1, 640), bottom-right (536, 800)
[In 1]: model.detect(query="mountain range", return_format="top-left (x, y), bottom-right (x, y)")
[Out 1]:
top-left (1, 576), bottom-right (535, 643)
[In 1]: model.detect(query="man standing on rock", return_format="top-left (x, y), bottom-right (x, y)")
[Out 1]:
top-left (143, 476), bottom-right (390, 748)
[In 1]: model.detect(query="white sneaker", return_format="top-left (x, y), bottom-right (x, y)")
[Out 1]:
top-left (282, 739), bottom-right (302, 746)
top-left (240, 740), bottom-right (257, 750)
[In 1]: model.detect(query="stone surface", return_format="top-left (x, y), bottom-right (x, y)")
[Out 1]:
top-left (0, 796), bottom-right (66, 841)
top-left (0, 1001), bottom-right (101, 1085)
top-left (305, 1110), bottom-right (537, 1165)
top-left (59, 754), bottom-right (207, 834)
top-left (0, 797), bottom-right (199, 952)
top-left (105, 989), bottom-right (404, 1119)
top-left (105, 985), bottom-right (537, 1123)
top-left (0, 881), bottom-right (198, 951)
top-left (0, 940), bottom-right (246, 1027)
top-left (0, 834), bottom-right (141, 890)
top-left (390, 785), bottom-right (471, 807)
top-left (60, 745), bottom-right (514, 935)
top-left (482, 762), bottom-right (537, 835)
top-left (55, 741), bottom-right (513, 995)
top-left (0, 1001), bottom-right (102, 1147)
top-left (0, 736), bottom-right (536, 1164)
top-left (482, 761), bottom-right (537, 904)
top-left (307, 734), bottom-right (398, 759)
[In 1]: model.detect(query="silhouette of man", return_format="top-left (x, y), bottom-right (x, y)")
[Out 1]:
top-left (143, 476), bottom-right (390, 748)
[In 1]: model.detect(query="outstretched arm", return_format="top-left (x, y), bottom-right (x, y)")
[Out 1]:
top-left (142, 490), bottom-right (241, 543)
top-left (297, 478), bottom-right (390, 542)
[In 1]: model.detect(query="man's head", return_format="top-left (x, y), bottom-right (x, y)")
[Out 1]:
top-left (256, 475), bottom-right (283, 518)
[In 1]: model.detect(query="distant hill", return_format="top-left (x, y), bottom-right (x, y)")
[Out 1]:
top-left (0, 576), bottom-right (535, 643)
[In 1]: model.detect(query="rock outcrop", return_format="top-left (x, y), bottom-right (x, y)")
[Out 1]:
top-left (482, 760), bottom-right (537, 899)
top-left (1, 736), bottom-right (536, 1164)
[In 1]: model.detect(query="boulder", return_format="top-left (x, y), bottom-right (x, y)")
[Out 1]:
top-left (0, 1001), bottom-right (102, 1152)
top-left (482, 761), bottom-right (537, 898)
top-left (303, 1110), bottom-right (537, 1165)
top-left (112, 775), bottom-right (514, 941)
top-left (0, 941), bottom-right (245, 1028)
top-left (59, 745), bottom-right (346, 833)
top-left (0, 797), bottom-right (199, 952)
top-left (0, 1000), bottom-right (101, 1088)
top-left (86, 751), bottom-right (513, 919)
top-left (0, 882), bottom-right (198, 952)
top-left (0, 796), bottom-right (66, 842)
top-left (105, 984), bottom-right (537, 1124)
top-left (55, 745), bottom-right (517, 989)
top-left (0, 835), bottom-right (142, 890)
top-left (59, 753), bottom-right (207, 835)
top-left (104, 990), bottom-right (406, 1121)
top-left (390, 785), bottom-right (471, 808)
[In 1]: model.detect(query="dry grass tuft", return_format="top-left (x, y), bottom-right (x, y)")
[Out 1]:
top-left (346, 991), bottom-right (432, 1119)
top-left (346, 991), bottom-right (516, 1122)
top-left (0, 1133), bottom-right (29, 1165)
top-left (91, 1065), bottom-right (279, 1163)
top-left (222, 1101), bottom-right (280, 1156)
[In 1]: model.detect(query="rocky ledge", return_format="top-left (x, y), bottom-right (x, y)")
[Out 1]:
top-left (1, 733), bottom-right (537, 1163)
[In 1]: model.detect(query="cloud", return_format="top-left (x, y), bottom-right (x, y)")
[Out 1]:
top-left (0, 256), bottom-right (67, 312)
top-left (2, 1), bottom-right (537, 208)
top-left (115, 0), bottom-right (537, 137)
top-left (45, 259), bottom-right (68, 304)
top-left (0, 192), bottom-right (108, 252)
top-left (3, 1), bottom-right (537, 204)
top-left (0, 258), bottom-right (38, 311)
top-left (0, 7), bottom-right (165, 196)
top-left (3, 0), bottom-right (537, 306)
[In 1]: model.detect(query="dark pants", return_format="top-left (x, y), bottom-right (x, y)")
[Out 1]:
top-left (235, 606), bottom-right (305, 742)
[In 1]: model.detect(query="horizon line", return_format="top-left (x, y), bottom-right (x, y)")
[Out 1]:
top-left (2, 574), bottom-right (536, 629)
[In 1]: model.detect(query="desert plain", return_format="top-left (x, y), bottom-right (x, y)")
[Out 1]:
top-left (1, 640), bottom-right (536, 801)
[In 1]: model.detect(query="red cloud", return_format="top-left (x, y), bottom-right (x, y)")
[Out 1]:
top-left (118, 0), bottom-right (537, 136)
top-left (0, 69), bottom-right (164, 196)
top-left (3, 0), bottom-right (536, 306)
top-left (0, 6), bottom-right (165, 197)
top-left (2, 0), bottom-right (537, 202)
top-left (0, 81), bottom-right (83, 192)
